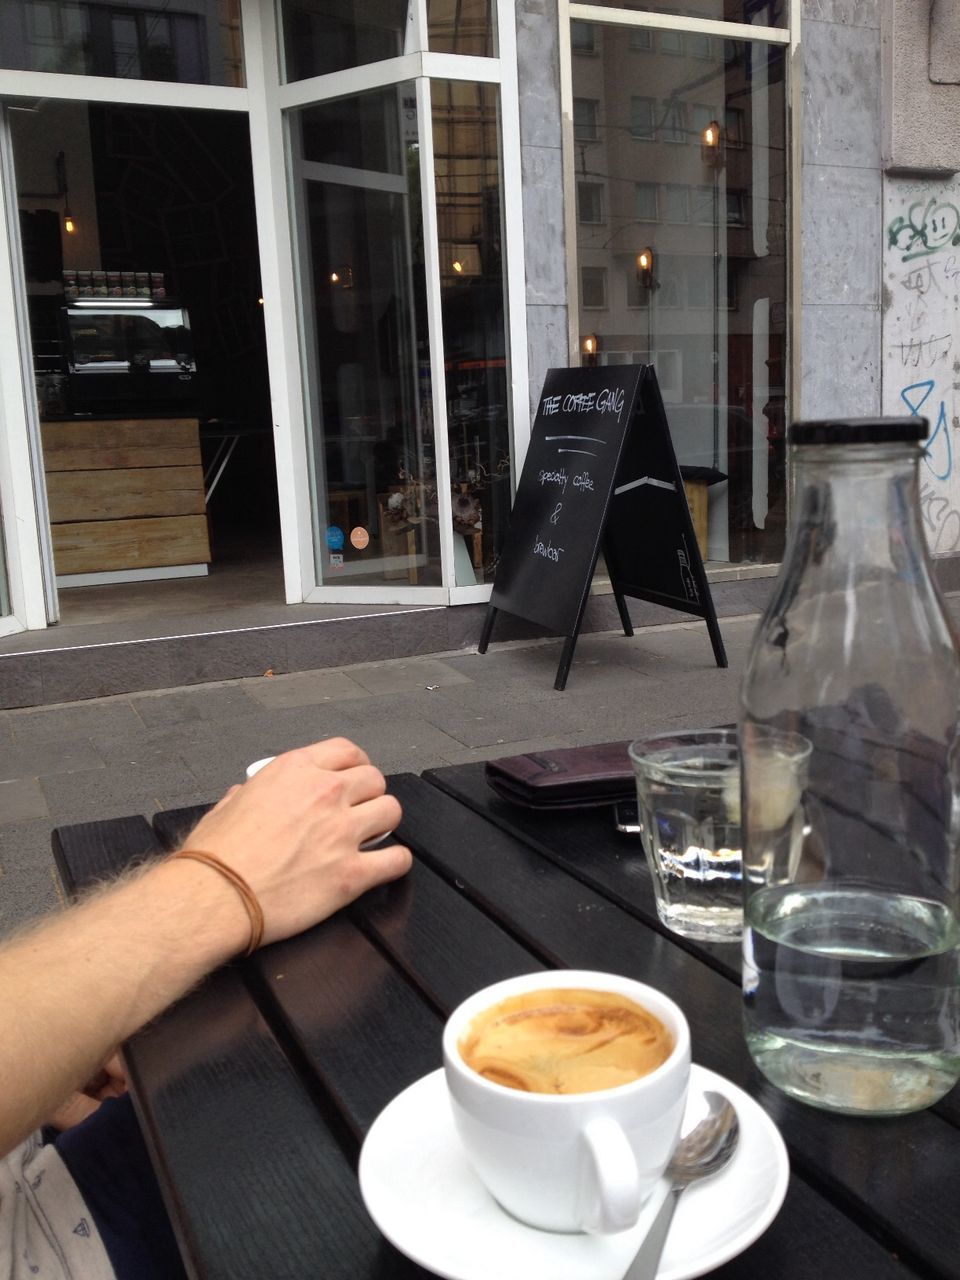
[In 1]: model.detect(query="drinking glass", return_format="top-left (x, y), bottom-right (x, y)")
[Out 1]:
top-left (629, 728), bottom-right (810, 943)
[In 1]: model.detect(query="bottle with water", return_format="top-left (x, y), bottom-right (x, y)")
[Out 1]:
top-left (740, 417), bottom-right (960, 1115)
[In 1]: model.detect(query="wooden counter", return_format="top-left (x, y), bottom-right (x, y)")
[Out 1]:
top-left (41, 417), bottom-right (211, 580)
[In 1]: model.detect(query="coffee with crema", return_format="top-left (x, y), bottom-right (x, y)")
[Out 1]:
top-left (458, 987), bottom-right (674, 1094)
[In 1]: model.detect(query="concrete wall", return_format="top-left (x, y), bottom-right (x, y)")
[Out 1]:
top-left (800, 0), bottom-right (882, 419)
top-left (515, 0), bottom-right (568, 423)
top-left (882, 175), bottom-right (960, 557)
top-left (879, 8), bottom-right (960, 561)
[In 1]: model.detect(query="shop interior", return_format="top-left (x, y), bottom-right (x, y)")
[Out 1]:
top-left (14, 97), bottom-right (283, 625)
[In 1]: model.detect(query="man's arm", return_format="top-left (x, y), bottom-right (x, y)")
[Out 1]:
top-left (0, 738), bottom-right (410, 1157)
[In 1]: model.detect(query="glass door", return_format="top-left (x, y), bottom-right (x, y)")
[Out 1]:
top-left (277, 0), bottom-right (525, 602)
top-left (290, 86), bottom-right (441, 588)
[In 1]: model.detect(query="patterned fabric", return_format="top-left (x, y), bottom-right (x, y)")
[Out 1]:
top-left (0, 1131), bottom-right (115, 1279)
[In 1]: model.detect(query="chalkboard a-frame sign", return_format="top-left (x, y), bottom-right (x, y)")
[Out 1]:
top-left (478, 364), bottom-right (727, 689)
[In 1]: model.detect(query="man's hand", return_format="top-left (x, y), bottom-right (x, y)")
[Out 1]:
top-left (172, 738), bottom-right (411, 947)
top-left (0, 738), bottom-right (411, 1158)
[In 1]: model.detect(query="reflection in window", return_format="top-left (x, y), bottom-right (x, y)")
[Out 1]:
top-left (656, 255), bottom-right (683, 309)
top-left (571, 21), bottom-right (789, 566)
top-left (293, 86), bottom-right (439, 588)
top-left (578, 182), bottom-right (604, 224)
top-left (664, 184), bottom-right (689, 222)
top-left (635, 182), bottom-right (659, 221)
top-left (432, 80), bottom-right (511, 587)
top-left (428, 0), bottom-right (495, 56)
top-left (2, 0), bottom-right (242, 85)
top-left (726, 189), bottom-right (746, 226)
top-left (686, 30), bottom-right (711, 58)
top-left (662, 99), bottom-right (686, 143)
top-left (725, 107), bottom-right (745, 147)
top-left (571, 21), bottom-right (597, 52)
top-left (628, 26), bottom-right (652, 50)
top-left (574, 98), bottom-right (600, 142)
top-left (692, 103), bottom-right (719, 137)
top-left (687, 258), bottom-right (711, 307)
top-left (581, 265), bottom-right (606, 308)
top-left (629, 96), bottom-right (655, 140)
top-left (280, 0), bottom-right (408, 81)
top-left (691, 185), bottom-right (716, 224)
top-left (659, 16), bottom-right (683, 55)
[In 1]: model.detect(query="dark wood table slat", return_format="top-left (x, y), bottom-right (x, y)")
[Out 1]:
top-left (248, 911), bottom-right (444, 1141)
top-left (351, 837), bottom-right (548, 1014)
top-left (125, 964), bottom-right (421, 1280)
top-left (398, 773), bottom-right (960, 1280)
top-left (52, 814), bottom-right (161, 895)
top-left (152, 803), bottom-right (214, 851)
top-left (424, 764), bottom-right (740, 973)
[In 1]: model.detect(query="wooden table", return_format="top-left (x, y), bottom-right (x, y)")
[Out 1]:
top-left (51, 764), bottom-right (960, 1280)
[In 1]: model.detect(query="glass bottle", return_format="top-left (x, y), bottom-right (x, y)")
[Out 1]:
top-left (739, 417), bottom-right (960, 1115)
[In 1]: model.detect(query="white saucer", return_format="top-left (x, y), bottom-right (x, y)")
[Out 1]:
top-left (358, 1063), bottom-right (788, 1280)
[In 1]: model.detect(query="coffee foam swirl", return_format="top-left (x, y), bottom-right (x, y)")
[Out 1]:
top-left (458, 988), bottom-right (674, 1094)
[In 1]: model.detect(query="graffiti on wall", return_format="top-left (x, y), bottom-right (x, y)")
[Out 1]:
top-left (884, 180), bottom-right (960, 554)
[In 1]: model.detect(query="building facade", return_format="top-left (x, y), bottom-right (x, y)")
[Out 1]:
top-left (0, 0), bottom-right (956, 642)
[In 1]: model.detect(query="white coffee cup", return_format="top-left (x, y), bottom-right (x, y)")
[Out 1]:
top-left (245, 755), bottom-right (395, 851)
top-left (442, 969), bottom-right (690, 1234)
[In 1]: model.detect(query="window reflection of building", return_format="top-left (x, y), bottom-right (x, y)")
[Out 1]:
top-left (433, 80), bottom-right (511, 586)
top-left (4, 0), bottom-right (242, 86)
top-left (571, 18), bottom-right (787, 566)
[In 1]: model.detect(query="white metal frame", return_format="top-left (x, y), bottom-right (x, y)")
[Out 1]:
top-left (281, 0), bottom-right (529, 606)
top-left (0, 104), bottom-right (53, 632)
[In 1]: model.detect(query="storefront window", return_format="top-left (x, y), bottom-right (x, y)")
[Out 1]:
top-left (280, 0), bottom-right (411, 81)
top-left (572, 1), bottom-right (787, 27)
top-left (292, 85), bottom-right (440, 587)
top-left (572, 23), bottom-right (787, 565)
top-left (0, 0), bottom-right (243, 85)
top-left (432, 80), bottom-right (510, 586)
top-left (428, 0), bottom-right (496, 57)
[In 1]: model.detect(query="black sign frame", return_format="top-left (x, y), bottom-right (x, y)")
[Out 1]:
top-left (478, 365), bottom-right (727, 689)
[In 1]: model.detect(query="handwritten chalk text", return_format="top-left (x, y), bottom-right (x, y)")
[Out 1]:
top-left (533, 534), bottom-right (563, 562)
top-left (538, 386), bottom-right (626, 422)
top-left (537, 468), bottom-right (568, 492)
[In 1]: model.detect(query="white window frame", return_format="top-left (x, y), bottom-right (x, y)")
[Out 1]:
top-left (274, 5), bottom-right (528, 607)
top-left (0, 0), bottom-right (529, 623)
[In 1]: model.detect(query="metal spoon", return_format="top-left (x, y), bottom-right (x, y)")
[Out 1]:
top-left (620, 1090), bottom-right (739, 1280)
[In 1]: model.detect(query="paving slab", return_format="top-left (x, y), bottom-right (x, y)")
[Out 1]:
top-left (0, 778), bottom-right (49, 823)
top-left (347, 657), bottom-right (473, 695)
top-left (9, 700), bottom-right (146, 746)
top-left (0, 738), bottom-right (105, 783)
top-left (130, 685), bottom-right (262, 727)
top-left (242, 669), bottom-right (371, 709)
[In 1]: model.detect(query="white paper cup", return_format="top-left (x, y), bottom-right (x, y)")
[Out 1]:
top-left (442, 970), bottom-right (690, 1234)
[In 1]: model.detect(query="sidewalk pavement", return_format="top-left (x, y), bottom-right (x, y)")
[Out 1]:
top-left (0, 608), bottom-right (815, 934)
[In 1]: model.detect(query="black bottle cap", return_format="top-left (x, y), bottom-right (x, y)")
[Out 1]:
top-left (788, 417), bottom-right (929, 445)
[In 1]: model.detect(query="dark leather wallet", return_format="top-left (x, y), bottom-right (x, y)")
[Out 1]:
top-left (484, 741), bottom-right (634, 810)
